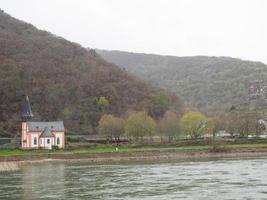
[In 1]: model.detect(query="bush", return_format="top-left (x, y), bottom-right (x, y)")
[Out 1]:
top-left (124, 111), bottom-right (156, 141)
top-left (52, 145), bottom-right (60, 150)
top-left (98, 114), bottom-right (125, 142)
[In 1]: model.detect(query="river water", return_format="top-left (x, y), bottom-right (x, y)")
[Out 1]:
top-left (1, 157), bottom-right (267, 199)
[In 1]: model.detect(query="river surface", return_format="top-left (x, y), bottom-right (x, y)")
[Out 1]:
top-left (1, 157), bottom-right (267, 199)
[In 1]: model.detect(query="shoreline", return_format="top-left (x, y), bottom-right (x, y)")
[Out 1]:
top-left (2, 147), bottom-right (267, 166)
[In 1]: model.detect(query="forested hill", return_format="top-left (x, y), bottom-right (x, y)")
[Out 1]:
top-left (97, 49), bottom-right (267, 112)
top-left (0, 10), bottom-right (182, 136)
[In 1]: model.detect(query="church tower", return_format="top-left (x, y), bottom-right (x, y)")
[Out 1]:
top-left (21, 96), bottom-right (34, 148)
top-left (22, 96), bottom-right (34, 122)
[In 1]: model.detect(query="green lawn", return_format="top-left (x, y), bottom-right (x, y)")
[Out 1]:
top-left (1, 142), bottom-right (267, 157)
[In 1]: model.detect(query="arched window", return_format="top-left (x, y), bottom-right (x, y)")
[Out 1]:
top-left (57, 137), bottom-right (60, 145)
top-left (34, 137), bottom-right (37, 145)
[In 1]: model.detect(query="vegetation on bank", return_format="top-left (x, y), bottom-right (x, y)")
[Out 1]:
top-left (97, 108), bottom-right (266, 143)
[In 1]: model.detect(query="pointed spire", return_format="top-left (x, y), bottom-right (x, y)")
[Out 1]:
top-left (22, 95), bottom-right (34, 122)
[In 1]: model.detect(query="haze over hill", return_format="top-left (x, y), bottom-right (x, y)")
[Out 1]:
top-left (0, 10), bottom-right (182, 136)
top-left (97, 50), bottom-right (267, 112)
top-left (2, 1), bottom-right (267, 64)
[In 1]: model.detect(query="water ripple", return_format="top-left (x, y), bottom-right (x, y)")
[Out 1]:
top-left (1, 157), bottom-right (267, 199)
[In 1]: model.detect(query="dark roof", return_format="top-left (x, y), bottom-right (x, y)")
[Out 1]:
top-left (26, 121), bottom-right (64, 132)
top-left (22, 96), bottom-right (34, 121)
top-left (40, 127), bottom-right (54, 138)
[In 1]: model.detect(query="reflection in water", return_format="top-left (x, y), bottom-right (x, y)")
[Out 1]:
top-left (1, 158), bottom-right (267, 199)
top-left (21, 163), bottom-right (66, 199)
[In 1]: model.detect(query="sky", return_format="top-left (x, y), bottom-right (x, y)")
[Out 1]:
top-left (1, 0), bottom-right (267, 63)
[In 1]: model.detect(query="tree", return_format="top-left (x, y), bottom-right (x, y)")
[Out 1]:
top-left (124, 111), bottom-right (156, 141)
top-left (206, 115), bottom-right (227, 151)
top-left (238, 110), bottom-right (263, 137)
top-left (225, 109), bottom-right (239, 137)
top-left (98, 114), bottom-right (125, 142)
top-left (181, 112), bottom-right (207, 139)
top-left (158, 110), bottom-right (180, 141)
top-left (148, 91), bottom-right (170, 118)
top-left (206, 114), bottom-right (226, 137)
top-left (225, 109), bottom-right (263, 138)
top-left (256, 121), bottom-right (265, 137)
top-left (97, 96), bottom-right (110, 112)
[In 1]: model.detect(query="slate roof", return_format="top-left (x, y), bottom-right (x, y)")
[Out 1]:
top-left (26, 121), bottom-right (65, 132)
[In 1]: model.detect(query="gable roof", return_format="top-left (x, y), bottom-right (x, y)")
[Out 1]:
top-left (40, 127), bottom-right (54, 138)
top-left (26, 121), bottom-right (64, 132)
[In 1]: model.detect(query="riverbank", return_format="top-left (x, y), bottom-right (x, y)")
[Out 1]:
top-left (1, 143), bottom-right (267, 166)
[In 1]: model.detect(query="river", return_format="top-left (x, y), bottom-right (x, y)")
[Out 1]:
top-left (0, 157), bottom-right (267, 199)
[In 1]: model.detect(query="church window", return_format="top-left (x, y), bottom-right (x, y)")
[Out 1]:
top-left (34, 137), bottom-right (37, 145)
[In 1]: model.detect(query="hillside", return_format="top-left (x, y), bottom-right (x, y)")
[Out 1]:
top-left (0, 10), bottom-right (182, 136)
top-left (97, 49), bottom-right (267, 112)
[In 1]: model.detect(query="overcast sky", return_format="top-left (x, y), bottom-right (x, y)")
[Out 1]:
top-left (1, 0), bottom-right (267, 63)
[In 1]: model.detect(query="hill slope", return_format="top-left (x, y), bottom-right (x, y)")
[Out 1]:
top-left (0, 10), bottom-right (182, 136)
top-left (97, 49), bottom-right (267, 112)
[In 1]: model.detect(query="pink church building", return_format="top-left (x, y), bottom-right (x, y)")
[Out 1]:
top-left (21, 96), bottom-right (65, 149)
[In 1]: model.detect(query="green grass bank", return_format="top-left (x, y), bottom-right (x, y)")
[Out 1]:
top-left (1, 142), bottom-right (267, 160)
